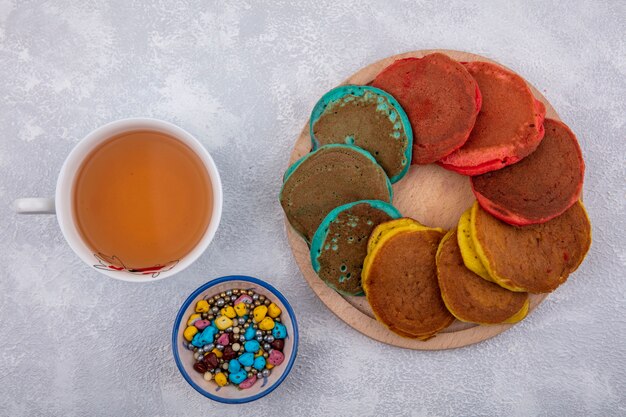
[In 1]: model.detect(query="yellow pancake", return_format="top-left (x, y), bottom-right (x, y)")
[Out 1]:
top-left (456, 207), bottom-right (493, 282)
top-left (366, 217), bottom-right (442, 254)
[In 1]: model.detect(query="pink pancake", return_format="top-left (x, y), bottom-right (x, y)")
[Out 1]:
top-left (372, 53), bottom-right (481, 164)
top-left (439, 61), bottom-right (546, 176)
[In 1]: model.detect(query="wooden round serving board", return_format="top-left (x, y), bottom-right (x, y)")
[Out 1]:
top-left (286, 49), bottom-right (560, 350)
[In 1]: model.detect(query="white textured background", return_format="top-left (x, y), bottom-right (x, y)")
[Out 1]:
top-left (1, 1), bottom-right (625, 416)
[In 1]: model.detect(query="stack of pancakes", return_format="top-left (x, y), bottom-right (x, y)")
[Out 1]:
top-left (280, 53), bottom-right (591, 340)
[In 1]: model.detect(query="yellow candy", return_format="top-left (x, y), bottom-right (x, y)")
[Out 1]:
top-left (234, 303), bottom-right (248, 317)
top-left (220, 306), bottom-right (236, 319)
top-left (268, 303), bottom-right (282, 318)
top-left (255, 349), bottom-right (264, 358)
top-left (212, 348), bottom-right (223, 358)
top-left (195, 300), bottom-right (209, 313)
top-left (214, 372), bottom-right (228, 386)
top-left (258, 316), bottom-right (275, 331)
top-left (253, 305), bottom-right (268, 322)
top-left (183, 326), bottom-right (198, 342)
top-left (266, 363), bottom-right (274, 370)
top-left (215, 316), bottom-right (233, 330)
top-left (187, 313), bottom-right (201, 326)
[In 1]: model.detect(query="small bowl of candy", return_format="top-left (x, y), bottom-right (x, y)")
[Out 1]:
top-left (172, 275), bottom-right (298, 403)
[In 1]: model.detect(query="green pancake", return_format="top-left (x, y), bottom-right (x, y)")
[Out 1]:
top-left (280, 144), bottom-right (393, 243)
top-left (310, 85), bottom-right (413, 183)
top-left (310, 200), bottom-right (401, 295)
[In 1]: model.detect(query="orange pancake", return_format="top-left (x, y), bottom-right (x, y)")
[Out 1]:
top-left (471, 201), bottom-right (592, 293)
top-left (436, 230), bottom-right (529, 324)
top-left (362, 219), bottom-right (453, 339)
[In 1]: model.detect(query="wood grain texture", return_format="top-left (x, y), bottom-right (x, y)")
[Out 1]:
top-left (286, 50), bottom-right (559, 350)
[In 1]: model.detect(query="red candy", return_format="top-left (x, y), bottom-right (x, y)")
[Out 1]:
top-left (193, 362), bottom-right (208, 374)
top-left (202, 352), bottom-right (219, 369)
top-left (222, 346), bottom-right (237, 361)
top-left (270, 339), bottom-right (284, 351)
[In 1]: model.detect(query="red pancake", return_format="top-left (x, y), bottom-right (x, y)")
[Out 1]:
top-left (471, 119), bottom-right (584, 226)
top-left (439, 61), bottom-right (546, 175)
top-left (372, 53), bottom-right (481, 164)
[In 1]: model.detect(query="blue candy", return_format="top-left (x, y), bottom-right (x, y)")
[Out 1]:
top-left (253, 356), bottom-right (266, 371)
top-left (229, 369), bottom-right (247, 384)
top-left (244, 340), bottom-right (260, 353)
top-left (244, 326), bottom-right (256, 341)
top-left (272, 322), bottom-right (287, 339)
top-left (191, 326), bottom-right (217, 347)
top-left (228, 359), bottom-right (241, 373)
top-left (238, 352), bottom-right (254, 367)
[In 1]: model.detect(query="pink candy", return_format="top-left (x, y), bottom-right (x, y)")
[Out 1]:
top-left (268, 349), bottom-right (284, 366)
top-left (194, 320), bottom-right (211, 330)
top-left (239, 375), bottom-right (257, 389)
top-left (217, 333), bottom-right (230, 346)
top-left (234, 294), bottom-right (253, 305)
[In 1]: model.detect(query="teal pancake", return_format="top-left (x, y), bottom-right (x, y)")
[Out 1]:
top-left (310, 85), bottom-right (413, 183)
top-left (310, 200), bottom-right (401, 295)
top-left (280, 144), bottom-right (393, 243)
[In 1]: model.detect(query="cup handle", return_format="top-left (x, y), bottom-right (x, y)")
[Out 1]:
top-left (13, 198), bottom-right (56, 214)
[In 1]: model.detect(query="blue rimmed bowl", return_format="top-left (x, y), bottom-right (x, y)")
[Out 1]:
top-left (172, 275), bottom-right (298, 403)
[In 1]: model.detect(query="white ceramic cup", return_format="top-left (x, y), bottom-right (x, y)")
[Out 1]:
top-left (13, 118), bottom-right (223, 282)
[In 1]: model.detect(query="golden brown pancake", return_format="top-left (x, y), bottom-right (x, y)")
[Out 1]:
top-left (439, 61), bottom-right (546, 175)
top-left (471, 119), bottom-right (585, 226)
top-left (471, 201), bottom-right (592, 293)
top-left (372, 53), bottom-right (481, 164)
top-left (362, 219), bottom-right (453, 339)
top-left (280, 144), bottom-right (392, 242)
top-left (436, 230), bottom-right (529, 324)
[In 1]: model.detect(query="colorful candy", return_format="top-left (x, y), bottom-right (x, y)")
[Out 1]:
top-left (268, 303), bottom-right (281, 318)
top-left (221, 306), bottom-right (237, 319)
top-left (238, 352), bottom-right (254, 367)
top-left (244, 340), bottom-right (260, 353)
top-left (183, 288), bottom-right (288, 390)
top-left (253, 305), bottom-right (268, 322)
top-left (195, 300), bottom-right (209, 313)
top-left (183, 326), bottom-right (198, 342)
top-left (239, 375), bottom-right (257, 389)
top-left (214, 372), bottom-right (228, 386)
top-left (272, 322), bottom-right (287, 339)
top-left (253, 356), bottom-right (266, 370)
top-left (187, 313), bottom-right (201, 326)
top-left (215, 316), bottom-right (233, 330)
top-left (234, 303), bottom-right (248, 317)
top-left (194, 319), bottom-right (211, 330)
top-left (268, 350), bottom-right (285, 366)
top-left (258, 317), bottom-right (275, 331)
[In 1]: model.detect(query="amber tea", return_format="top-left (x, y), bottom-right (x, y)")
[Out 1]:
top-left (73, 130), bottom-right (212, 269)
